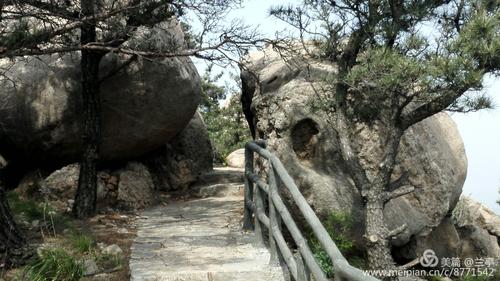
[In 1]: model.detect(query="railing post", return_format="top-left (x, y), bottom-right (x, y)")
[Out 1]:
top-left (295, 252), bottom-right (311, 281)
top-left (268, 162), bottom-right (281, 266)
top-left (243, 146), bottom-right (254, 231)
top-left (254, 162), bottom-right (266, 247)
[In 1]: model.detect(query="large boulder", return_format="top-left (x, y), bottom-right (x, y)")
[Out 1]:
top-left (241, 46), bottom-right (467, 247)
top-left (0, 20), bottom-right (200, 164)
top-left (145, 111), bottom-right (213, 191)
top-left (116, 162), bottom-right (155, 210)
top-left (226, 149), bottom-right (245, 168)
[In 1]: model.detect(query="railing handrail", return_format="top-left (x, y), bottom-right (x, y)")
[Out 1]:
top-left (243, 140), bottom-right (379, 281)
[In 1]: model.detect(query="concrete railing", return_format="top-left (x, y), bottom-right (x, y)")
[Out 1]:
top-left (243, 140), bottom-right (380, 281)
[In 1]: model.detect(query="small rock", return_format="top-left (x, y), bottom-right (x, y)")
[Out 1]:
top-left (102, 244), bottom-right (123, 256)
top-left (106, 183), bottom-right (117, 191)
top-left (97, 242), bottom-right (106, 250)
top-left (105, 222), bottom-right (116, 228)
top-left (97, 181), bottom-right (107, 200)
top-left (108, 176), bottom-right (118, 186)
top-left (117, 228), bottom-right (128, 234)
top-left (36, 245), bottom-right (48, 257)
top-left (83, 258), bottom-right (99, 276)
top-left (31, 220), bottom-right (40, 228)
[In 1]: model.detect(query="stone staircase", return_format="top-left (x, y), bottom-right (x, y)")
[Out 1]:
top-left (129, 168), bottom-right (285, 281)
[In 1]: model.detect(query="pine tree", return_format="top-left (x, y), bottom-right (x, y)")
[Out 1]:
top-left (270, 0), bottom-right (499, 272)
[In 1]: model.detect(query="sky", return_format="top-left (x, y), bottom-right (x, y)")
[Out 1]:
top-left (193, 0), bottom-right (500, 213)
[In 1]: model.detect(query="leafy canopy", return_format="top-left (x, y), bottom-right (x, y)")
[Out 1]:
top-left (199, 66), bottom-right (251, 162)
top-left (270, 0), bottom-right (499, 126)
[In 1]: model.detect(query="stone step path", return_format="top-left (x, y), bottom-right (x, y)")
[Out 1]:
top-left (130, 170), bottom-right (285, 281)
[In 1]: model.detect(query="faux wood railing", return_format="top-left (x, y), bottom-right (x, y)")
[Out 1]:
top-left (243, 140), bottom-right (380, 281)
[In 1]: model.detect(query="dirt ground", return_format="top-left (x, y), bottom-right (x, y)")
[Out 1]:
top-left (0, 204), bottom-right (140, 281)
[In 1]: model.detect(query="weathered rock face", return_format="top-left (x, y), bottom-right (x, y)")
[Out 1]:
top-left (394, 217), bottom-right (462, 263)
top-left (40, 164), bottom-right (109, 205)
top-left (242, 46), bottom-right (467, 247)
top-left (452, 196), bottom-right (500, 259)
top-left (116, 162), bottom-right (155, 210)
top-left (226, 149), bottom-right (245, 168)
top-left (145, 111), bottom-right (213, 191)
top-left (396, 196), bottom-right (500, 262)
top-left (0, 21), bottom-right (200, 164)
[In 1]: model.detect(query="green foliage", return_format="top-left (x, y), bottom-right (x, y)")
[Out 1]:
top-left (199, 67), bottom-right (252, 163)
top-left (452, 8), bottom-right (500, 71)
top-left (7, 190), bottom-right (76, 236)
top-left (308, 211), bottom-right (366, 277)
top-left (70, 234), bottom-right (94, 254)
top-left (321, 212), bottom-right (355, 253)
top-left (0, 19), bottom-right (53, 52)
top-left (23, 248), bottom-right (83, 281)
top-left (459, 272), bottom-right (500, 281)
top-left (200, 66), bottom-right (227, 113)
top-left (345, 45), bottom-right (490, 121)
top-left (271, 0), bottom-right (499, 126)
top-left (7, 191), bottom-right (44, 221)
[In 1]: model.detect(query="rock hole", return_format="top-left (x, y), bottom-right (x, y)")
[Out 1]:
top-left (266, 76), bottom-right (278, 85)
top-left (291, 119), bottom-right (319, 161)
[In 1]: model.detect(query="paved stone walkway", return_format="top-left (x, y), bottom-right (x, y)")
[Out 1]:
top-left (130, 183), bottom-right (285, 281)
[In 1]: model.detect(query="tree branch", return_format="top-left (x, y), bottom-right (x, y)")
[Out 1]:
top-left (400, 86), bottom-right (469, 129)
top-left (387, 224), bottom-right (407, 238)
top-left (385, 185), bottom-right (415, 202)
top-left (12, 0), bottom-right (78, 19)
top-left (388, 171), bottom-right (409, 192)
top-left (0, 3), bottom-right (142, 58)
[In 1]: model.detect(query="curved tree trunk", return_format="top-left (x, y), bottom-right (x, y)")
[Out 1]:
top-left (72, 0), bottom-right (102, 219)
top-left (0, 186), bottom-right (30, 266)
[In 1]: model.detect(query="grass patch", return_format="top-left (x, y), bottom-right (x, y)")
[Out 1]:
top-left (7, 191), bottom-right (44, 221)
top-left (23, 248), bottom-right (83, 281)
top-left (71, 233), bottom-right (94, 254)
top-left (7, 190), bottom-right (77, 235)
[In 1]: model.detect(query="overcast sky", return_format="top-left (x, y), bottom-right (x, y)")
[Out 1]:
top-left (193, 0), bottom-right (500, 213)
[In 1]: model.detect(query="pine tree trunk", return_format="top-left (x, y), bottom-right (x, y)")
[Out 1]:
top-left (365, 198), bottom-right (395, 269)
top-left (364, 185), bottom-right (397, 280)
top-left (0, 186), bottom-right (31, 266)
top-left (72, 0), bottom-right (102, 219)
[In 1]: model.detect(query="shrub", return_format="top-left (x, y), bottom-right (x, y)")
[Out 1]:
top-left (71, 234), bottom-right (94, 254)
top-left (308, 211), bottom-right (366, 277)
top-left (23, 248), bottom-right (83, 281)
